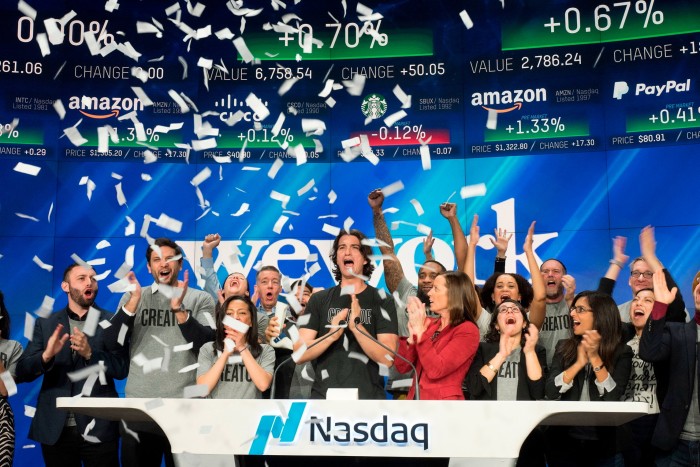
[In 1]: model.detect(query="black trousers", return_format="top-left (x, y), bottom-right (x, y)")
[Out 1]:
top-left (41, 425), bottom-right (119, 467)
top-left (120, 424), bottom-right (174, 467)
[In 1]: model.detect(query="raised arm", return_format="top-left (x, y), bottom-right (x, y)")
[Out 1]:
top-left (524, 222), bottom-right (546, 329)
top-left (201, 233), bottom-right (223, 303)
top-left (598, 236), bottom-right (628, 295)
top-left (440, 202), bottom-right (467, 271)
top-left (491, 228), bottom-right (512, 275)
top-left (368, 189), bottom-right (405, 294)
top-left (463, 214), bottom-right (479, 283)
top-left (639, 225), bottom-right (663, 273)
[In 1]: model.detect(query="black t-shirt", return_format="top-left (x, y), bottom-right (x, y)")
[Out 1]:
top-left (302, 284), bottom-right (398, 399)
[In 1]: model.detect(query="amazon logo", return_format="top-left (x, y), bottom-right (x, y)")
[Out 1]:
top-left (68, 96), bottom-right (144, 119)
top-left (471, 88), bottom-right (546, 113)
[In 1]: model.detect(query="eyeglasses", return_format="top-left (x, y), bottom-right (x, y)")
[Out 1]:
top-left (498, 306), bottom-right (522, 314)
top-left (570, 305), bottom-right (593, 314)
top-left (541, 269), bottom-right (562, 275)
top-left (631, 271), bottom-right (653, 279)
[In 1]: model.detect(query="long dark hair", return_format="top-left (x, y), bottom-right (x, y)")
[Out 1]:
top-left (439, 271), bottom-right (479, 327)
top-left (0, 291), bottom-right (10, 339)
top-left (484, 299), bottom-right (530, 346)
top-left (557, 291), bottom-right (622, 372)
top-left (214, 295), bottom-right (262, 359)
top-left (480, 272), bottom-right (534, 311)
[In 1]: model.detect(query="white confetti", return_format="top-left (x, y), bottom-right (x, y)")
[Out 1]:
top-left (321, 369), bottom-right (329, 380)
top-left (53, 99), bottom-right (66, 120)
top-left (117, 324), bottom-right (128, 345)
top-left (223, 315), bottom-right (250, 333)
top-left (178, 363), bottom-right (199, 374)
top-left (15, 213), bottom-right (39, 222)
top-left (410, 199), bottom-right (424, 216)
top-left (191, 167), bottom-right (211, 187)
top-left (245, 93), bottom-right (270, 121)
top-left (0, 371), bottom-right (17, 396)
top-left (391, 379), bottom-right (413, 389)
top-left (348, 351), bottom-right (369, 364)
top-left (83, 307), bottom-right (101, 336)
top-left (115, 182), bottom-right (127, 206)
top-left (231, 203), bottom-right (250, 217)
top-left (183, 384), bottom-right (208, 398)
top-left (268, 158), bottom-right (283, 179)
top-left (460, 10), bottom-right (474, 29)
top-left (270, 191), bottom-right (290, 209)
top-left (174, 342), bottom-right (194, 352)
top-left (460, 183), bottom-right (487, 199)
top-left (328, 190), bottom-right (337, 204)
top-left (13, 162), bottom-right (41, 176)
top-left (24, 313), bottom-right (36, 341)
top-left (124, 216), bottom-right (136, 236)
top-left (381, 180), bottom-right (405, 197)
top-left (273, 215), bottom-right (289, 234)
top-left (322, 223), bottom-right (340, 237)
top-left (383, 110), bottom-right (407, 128)
top-left (32, 255), bottom-right (53, 272)
top-left (291, 343), bottom-right (307, 363)
top-left (233, 37), bottom-right (254, 63)
top-left (378, 363), bottom-right (389, 377)
top-left (486, 109), bottom-right (498, 130)
top-left (24, 405), bottom-right (36, 418)
top-left (393, 84), bottom-right (412, 109)
top-left (297, 179), bottom-right (315, 196)
top-left (420, 144), bottom-right (431, 171)
top-left (340, 285), bottom-right (356, 296)
top-left (18, 0), bottom-right (37, 20)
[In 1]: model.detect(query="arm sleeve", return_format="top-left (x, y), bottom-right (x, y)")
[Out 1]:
top-left (545, 341), bottom-right (567, 400)
top-left (187, 294), bottom-right (217, 354)
top-left (663, 269), bottom-right (687, 323)
top-left (200, 256), bottom-right (222, 302)
top-left (597, 344), bottom-right (633, 401)
top-left (525, 346), bottom-right (546, 400)
top-left (259, 345), bottom-right (276, 374)
top-left (464, 344), bottom-right (491, 399)
top-left (395, 337), bottom-right (418, 374)
top-left (6, 341), bottom-right (23, 378)
top-left (639, 304), bottom-right (671, 363)
top-left (416, 322), bottom-right (479, 380)
top-left (102, 293), bottom-right (137, 351)
top-left (494, 257), bottom-right (506, 275)
top-left (15, 319), bottom-right (48, 383)
top-left (376, 291), bottom-right (399, 336)
top-left (597, 277), bottom-right (616, 295)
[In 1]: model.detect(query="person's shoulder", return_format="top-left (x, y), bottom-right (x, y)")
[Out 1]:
top-left (309, 286), bottom-right (337, 303)
top-left (199, 340), bottom-right (215, 354)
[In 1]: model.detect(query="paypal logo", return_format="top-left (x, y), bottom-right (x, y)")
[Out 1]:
top-left (249, 402), bottom-right (306, 455)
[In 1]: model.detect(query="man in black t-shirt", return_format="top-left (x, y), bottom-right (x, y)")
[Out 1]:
top-left (297, 229), bottom-right (398, 399)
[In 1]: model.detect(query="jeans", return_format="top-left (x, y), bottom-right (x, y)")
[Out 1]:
top-left (656, 439), bottom-right (700, 467)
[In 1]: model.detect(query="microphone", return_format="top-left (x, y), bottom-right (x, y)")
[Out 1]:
top-left (270, 321), bottom-right (346, 399)
top-left (353, 317), bottom-right (421, 401)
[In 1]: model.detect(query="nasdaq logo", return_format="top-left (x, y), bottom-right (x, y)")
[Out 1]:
top-left (249, 402), bottom-right (306, 455)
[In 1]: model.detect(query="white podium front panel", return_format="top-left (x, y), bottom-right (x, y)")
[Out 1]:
top-left (57, 398), bottom-right (647, 460)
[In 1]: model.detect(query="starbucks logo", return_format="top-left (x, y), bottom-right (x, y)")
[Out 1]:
top-left (361, 94), bottom-right (387, 119)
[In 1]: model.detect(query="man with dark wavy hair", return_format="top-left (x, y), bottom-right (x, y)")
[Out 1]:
top-left (297, 229), bottom-right (398, 399)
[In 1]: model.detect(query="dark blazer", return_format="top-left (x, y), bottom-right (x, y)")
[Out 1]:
top-left (545, 339), bottom-right (633, 456)
top-left (16, 306), bottom-right (129, 445)
top-left (396, 317), bottom-right (479, 400)
top-left (465, 342), bottom-right (547, 400)
top-left (639, 302), bottom-right (697, 451)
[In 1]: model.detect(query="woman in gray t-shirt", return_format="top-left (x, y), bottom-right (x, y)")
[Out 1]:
top-left (197, 296), bottom-right (275, 399)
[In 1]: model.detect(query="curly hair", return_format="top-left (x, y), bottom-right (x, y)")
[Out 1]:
top-left (330, 229), bottom-right (375, 282)
top-left (480, 272), bottom-right (534, 312)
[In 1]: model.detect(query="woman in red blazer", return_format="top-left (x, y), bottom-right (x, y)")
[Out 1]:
top-left (395, 270), bottom-right (480, 400)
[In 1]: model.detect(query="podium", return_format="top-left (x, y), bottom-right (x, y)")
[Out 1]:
top-left (57, 397), bottom-right (647, 466)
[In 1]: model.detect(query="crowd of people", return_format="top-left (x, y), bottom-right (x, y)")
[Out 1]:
top-left (0, 189), bottom-right (698, 467)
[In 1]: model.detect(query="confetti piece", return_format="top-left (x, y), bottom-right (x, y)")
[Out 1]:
top-left (300, 364), bottom-right (314, 381)
top-left (118, 324), bottom-right (128, 345)
top-left (68, 362), bottom-right (106, 383)
top-left (191, 167), bottom-right (211, 187)
top-left (460, 10), bottom-right (474, 29)
top-left (223, 315), bottom-right (250, 333)
top-left (322, 223), bottom-right (340, 237)
top-left (24, 313), bottom-right (36, 341)
top-left (36, 33), bottom-right (51, 57)
top-left (144, 399), bottom-right (164, 410)
top-left (83, 307), bottom-right (100, 336)
top-left (460, 183), bottom-right (487, 199)
top-left (98, 320), bottom-right (111, 330)
top-left (378, 364), bottom-right (389, 377)
top-left (297, 179), bottom-right (315, 196)
top-left (13, 162), bottom-right (41, 176)
top-left (233, 37), bottom-right (254, 63)
top-left (410, 199), bottom-right (424, 216)
top-left (24, 405), bottom-right (36, 418)
top-left (0, 371), bottom-right (17, 396)
top-left (82, 418), bottom-right (100, 443)
top-left (268, 158), bottom-right (283, 179)
top-left (328, 190), bottom-right (337, 204)
top-left (154, 213), bottom-right (183, 233)
top-left (383, 110), bottom-right (407, 128)
top-left (15, 212), bottom-right (39, 221)
top-left (270, 191), bottom-right (290, 209)
top-left (381, 307), bottom-right (393, 322)
top-left (125, 216), bottom-right (136, 236)
top-left (343, 74), bottom-right (365, 96)
top-left (178, 363), bottom-right (199, 374)
top-left (273, 215), bottom-right (289, 234)
top-left (381, 180), bottom-right (405, 197)
top-left (348, 351), bottom-right (369, 364)
top-left (391, 379), bottom-right (413, 389)
top-left (393, 85), bottom-right (412, 109)
top-left (486, 109), bottom-right (498, 130)
top-left (53, 99), bottom-right (66, 119)
top-left (63, 125), bottom-right (88, 146)
top-left (115, 182), bottom-right (127, 206)
top-left (420, 144), bottom-right (431, 171)
top-left (291, 343), bottom-right (307, 362)
top-left (416, 224), bottom-right (431, 235)
top-left (231, 203), bottom-right (250, 217)
top-left (321, 369), bottom-right (329, 380)
top-left (301, 119), bottom-right (326, 135)
top-left (245, 93), bottom-right (270, 121)
top-left (291, 144), bottom-right (307, 166)
top-left (168, 89), bottom-right (190, 113)
top-left (174, 342), bottom-right (194, 353)
top-left (18, 0), bottom-right (37, 20)
top-left (32, 255), bottom-right (53, 272)
top-left (340, 285), bottom-right (356, 296)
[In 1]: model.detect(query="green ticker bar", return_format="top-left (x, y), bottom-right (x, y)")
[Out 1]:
top-left (82, 133), bottom-right (181, 148)
top-left (0, 128), bottom-right (43, 145)
top-left (241, 29), bottom-right (433, 61)
top-left (218, 133), bottom-right (314, 149)
top-left (484, 121), bottom-right (589, 142)
top-left (502, 6), bottom-right (700, 50)
top-left (627, 115), bottom-right (700, 132)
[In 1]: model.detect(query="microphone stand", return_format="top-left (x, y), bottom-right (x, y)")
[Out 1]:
top-left (270, 322), bottom-right (345, 398)
top-left (353, 317), bottom-right (421, 401)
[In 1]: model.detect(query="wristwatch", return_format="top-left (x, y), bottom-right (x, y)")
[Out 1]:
top-left (593, 364), bottom-right (604, 372)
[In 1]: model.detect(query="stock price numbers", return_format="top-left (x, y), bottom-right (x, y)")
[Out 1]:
top-left (254, 67), bottom-right (312, 81)
top-left (278, 20), bottom-right (388, 49)
top-left (544, 0), bottom-right (664, 35)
